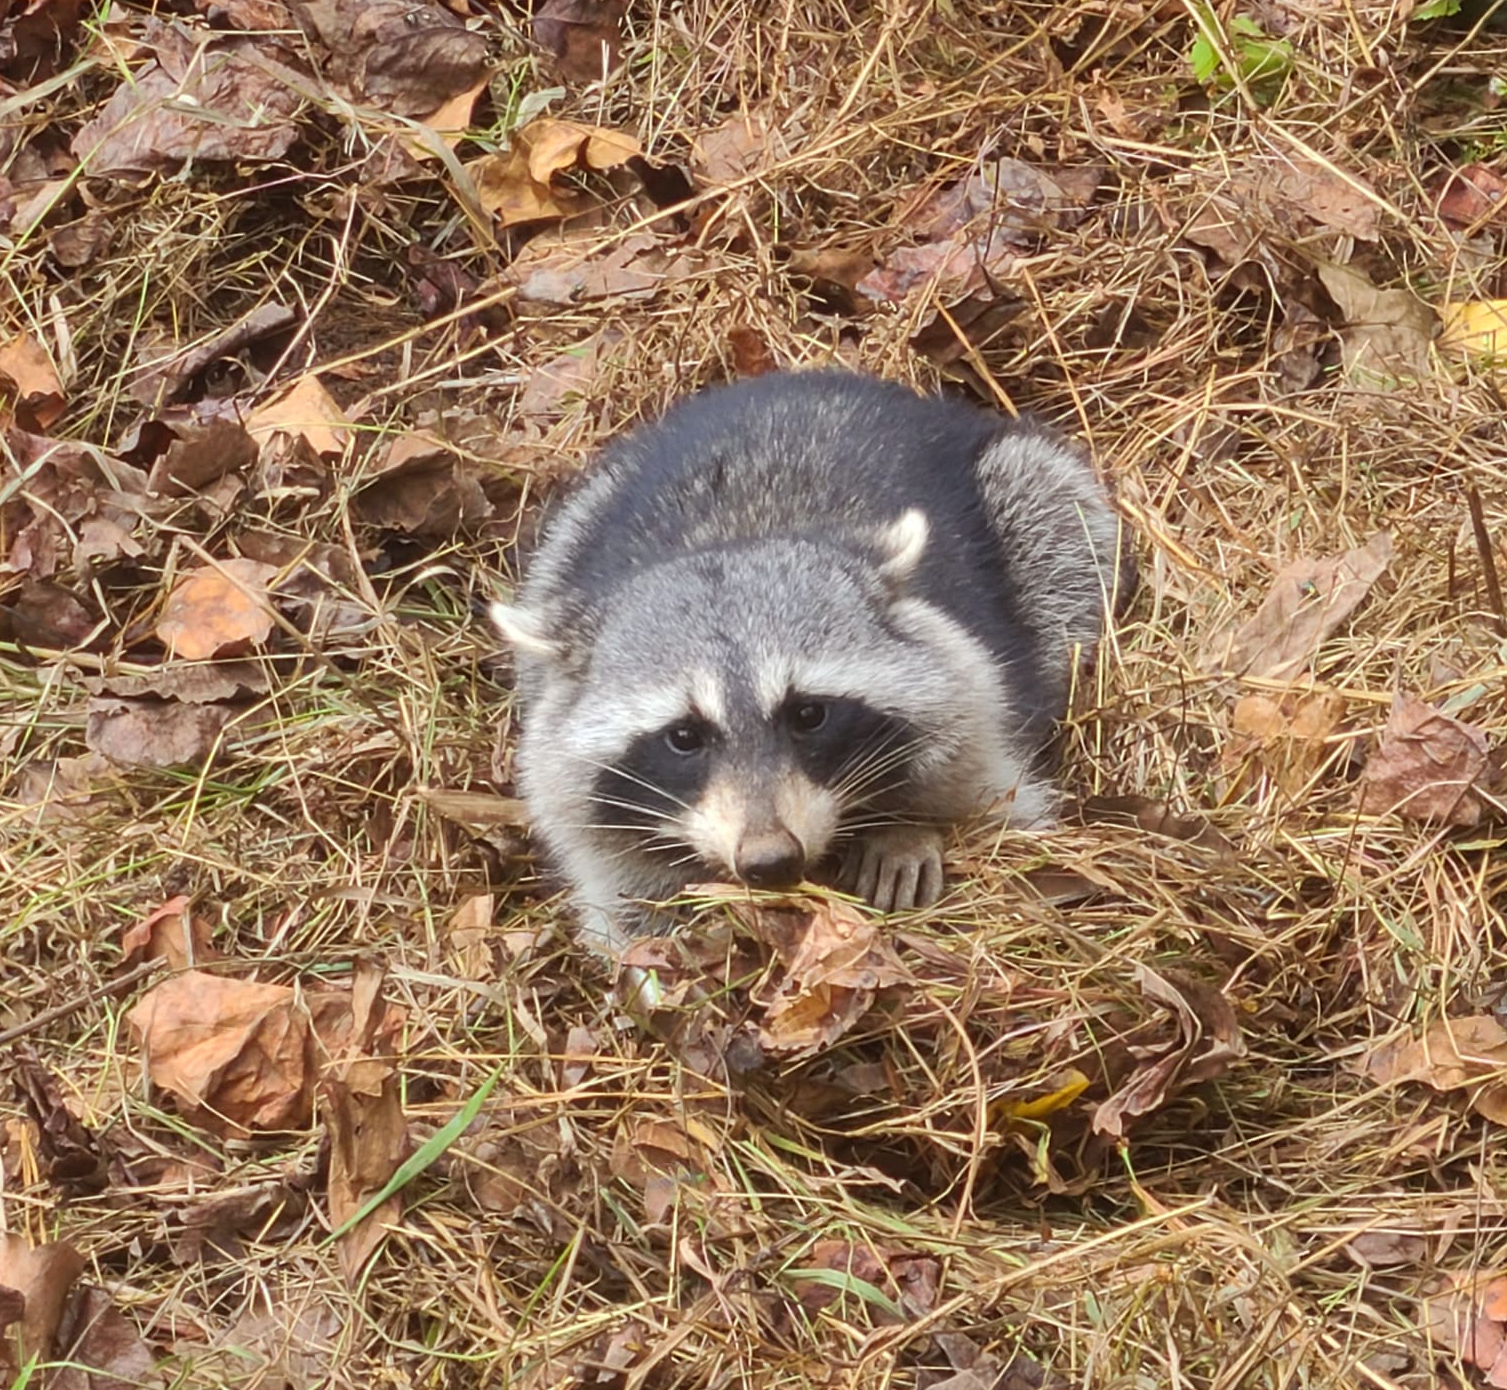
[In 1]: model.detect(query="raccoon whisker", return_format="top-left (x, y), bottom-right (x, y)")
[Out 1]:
top-left (564, 753), bottom-right (696, 814)
top-left (832, 744), bottom-right (923, 803)
top-left (586, 794), bottom-right (681, 825)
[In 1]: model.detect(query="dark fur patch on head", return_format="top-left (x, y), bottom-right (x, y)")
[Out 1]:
top-left (780, 695), bottom-right (918, 804)
top-left (591, 720), bottom-right (717, 835)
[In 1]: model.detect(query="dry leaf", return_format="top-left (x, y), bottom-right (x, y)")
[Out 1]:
top-left (1365, 1015), bottom-right (1507, 1122)
top-left (323, 1055), bottom-right (407, 1283)
top-left (0, 1233), bottom-right (85, 1373)
top-left (354, 432), bottom-right (491, 535)
top-left (57, 1286), bottom-right (165, 1389)
top-left (739, 897), bottom-right (909, 1058)
top-left (1440, 298), bottom-right (1507, 367)
top-left (1356, 693), bottom-right (1491, 827)
top-left (503, 229), bottom-right (694, 306)
top-left (693, 111), bottom-right (773, 184)
top-left (469, 118), bottom-right (641, 227)
top-left (859, 157), bottom-right (1099, 305)
top-left (1422, 1271), bottom-right (1507, 1387)
top-left (246, 374), bottom-right (353, 457)
top-left (128, 969), bottom-right (406, 1138)
top-left (85, 697), bottom-right (237, 769)
top-left (447, 893), bottom-right (495, 981)
top-left (1318, 262), bottom-right (1438, 388)
top-left (790, 1240), bottom-right (941, 1320)
top-left (130, 305), bottom-right (297, 408)
top-left (1210, 531), bottom-right (1392, 679)
top-left (71, 30), bottom-right (301, 177)
top-left (120, 894), bottom-right (221, 971)
top-left (1093, 967), bottom-right (1246, 1140)
top-left (0, 330), bottom-right (64, 430)
top-left (157, 558), bottom-right (278, 660)
top-left (533, 0), bottom-right (626, 83)
top-left (1226, 689), bottom-right (1347, 796)
top-left (1436, 162), bottom-right (1507, 232)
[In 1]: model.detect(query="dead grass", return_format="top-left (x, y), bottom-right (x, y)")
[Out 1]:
top-left (4, 0), bottom-right (1507, 1386)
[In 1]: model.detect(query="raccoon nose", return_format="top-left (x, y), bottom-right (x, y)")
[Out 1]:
top-left (735, 829), bottom-right (806, 890)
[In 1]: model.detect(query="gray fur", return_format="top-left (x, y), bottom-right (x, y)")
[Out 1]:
top-left (493, 370), bottom-right (1129, 955)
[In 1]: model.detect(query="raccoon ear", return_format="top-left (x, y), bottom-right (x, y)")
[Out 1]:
top-left (489, 601), bottom-right (563, 659)
top-left (875, 509), bottom-right (929, 591)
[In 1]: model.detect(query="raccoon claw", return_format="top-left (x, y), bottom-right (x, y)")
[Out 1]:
top-left (846, 826), bottom-right (945, 913)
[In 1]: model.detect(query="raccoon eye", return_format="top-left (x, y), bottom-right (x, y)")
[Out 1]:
top-left (664, 722), bottom-right (706, 755)
top-left (787, 700), bottom-right (828, 734)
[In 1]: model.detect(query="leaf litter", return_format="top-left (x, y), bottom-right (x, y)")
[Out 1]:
top-left (5, 1), bottom-right (1507, 1387)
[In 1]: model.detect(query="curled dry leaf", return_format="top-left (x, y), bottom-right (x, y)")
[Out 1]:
top-left (120, 894), bottom-right (221, 971)
top-left (1365, 1015), bottom-right (1507, 1124)
top-left (353, 432), bottom-right (492, 535)
top-left (469, 117), bottom-right (642, 227)
top-left (736, 896), bottom-right (909, 1058)
top-left (859, 157), bottom-right (1099, 305)
top-left (1093, 967), bottom-right (1246, 1140)
top-left (157, 558), bottom-right (279, 660)
top-left (0, 329), bottom-right (64, 430)
top-left (1209, 530), bottom-right (1392, 679)
top-left (1356, 692), bottom-right (1491, 828)
top-left (57, 1286), bottom-right (164, 1390)
top-left (323, 1056), bottom-right (407, 1283)
top-left (127, 968), bottom-right (407, 1138)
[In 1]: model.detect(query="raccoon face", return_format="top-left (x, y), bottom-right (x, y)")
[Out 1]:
top-left (588, 685), bottom-right (919, 891)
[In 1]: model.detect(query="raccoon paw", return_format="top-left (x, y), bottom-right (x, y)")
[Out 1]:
top-left (845, 826), bottom-right (945, 913)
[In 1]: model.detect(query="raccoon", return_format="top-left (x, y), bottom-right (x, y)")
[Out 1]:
top-left (491, 369), bottom-right (1129, 955)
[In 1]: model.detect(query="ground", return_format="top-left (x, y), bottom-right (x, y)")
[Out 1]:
top-left (2, 0), bottom-right (1507, 1386)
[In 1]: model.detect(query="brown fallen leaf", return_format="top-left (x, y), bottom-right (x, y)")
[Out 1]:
top-left (87, 659), bottom-right (270, 705)
top-left (1318, 261), bottom-right (1438, 388)
top-left (503, 229), bottom-right (695, 306)
top-left (1365, 1015), bottom-right (1507, 1123)
top-left (0, 1233), bottom-right (85, 1375)
top-left (1421, 1271), bottom-right (1507, 1387)
top-left (299, 0), bottom-right (490, 116)
top-left (737, 896), bottom-right (909, 1058)
top-left (0, 580), bottom-right (96, 648)
top-left (1436, 162), bottom-right (1507, 232)
top-left (0, 329), bottom-right (65, 430)
top-left (120, 894), bottom-right (221, 972)
top-left (533, 0), bottom-right (626, 83)
top-left (85, 697), bottom-right (237, 769)
top-left (157, 558), bottom-right (279, 660)
top-left (245, 374), bottom-right (353, 458)
top-left (128, 968), bottom-right (406, 1138)
top-left (692, 110), bottom-right (775, 185)
top-left (859, 157), bottom-right (1100, 305)
top-left (1225, 688), bottom-right (1348, 797)
top-left (446, 893), bottom-right (495, 981)
top-left (1209, 530), bottom-right (1392, 679)
top-left (353, 432), bottom-right (492, 535)
top-left (57, 1285), bottom-right (165, 1390)
top-left (11, 1047), bottom-right (111, 1196)
top-left (71, 23), bottom-right (302, 178)
top-left (469, 117), bottom-right (642, 227)
top-left (1356, 693), bottom-right (1492, 827)
top-left (1092, 967), bottom-right (1246, 1140)
top-left (324, 1052), bottom-right (407, 1283)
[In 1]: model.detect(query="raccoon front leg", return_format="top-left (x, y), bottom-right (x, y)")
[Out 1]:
top-left (845, 824), bottom-right (946, 912)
